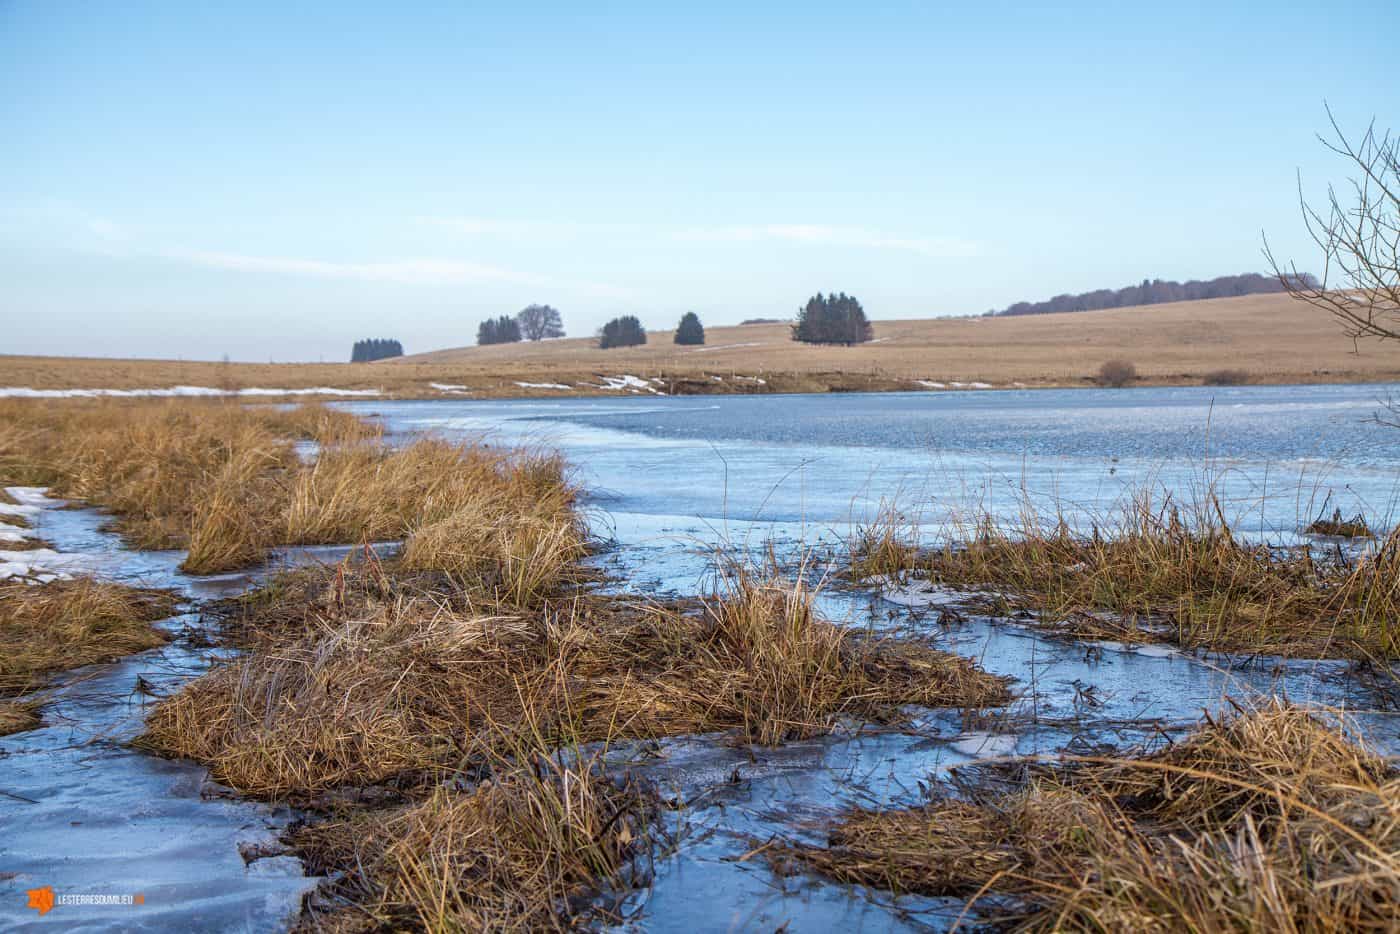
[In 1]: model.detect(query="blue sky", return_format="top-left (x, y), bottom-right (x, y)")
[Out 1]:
top-left (3, 1), bottom-right (1397, 361)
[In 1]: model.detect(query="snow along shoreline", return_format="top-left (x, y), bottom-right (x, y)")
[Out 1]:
top-left (0, 386), bottom-right (382, 399)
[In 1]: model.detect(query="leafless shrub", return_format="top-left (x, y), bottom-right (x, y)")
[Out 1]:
top-left (1096, 359), bottom-right (1137, 387)
top-left (1202, 368), bottom-right (1249, 386)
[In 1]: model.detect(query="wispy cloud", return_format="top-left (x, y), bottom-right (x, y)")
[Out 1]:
top-left (162, 248), bottom-right (531, 285)
top-left (424, 216), bottom-right (979, 258)
top-left (422, 216), bottom-right (640, 239)
top-left (675, 224), bottom-right (982, 258)
top-left (155, 246), bottom-right (635, 299)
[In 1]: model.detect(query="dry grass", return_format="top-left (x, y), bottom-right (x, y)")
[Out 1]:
top-left (139, 566), bottom-right (1009, 800)
top-left (5, 294), bottom-right (1399, 397)
top-left (293, 753), bottom-right (662, 932)
top-left (852, 494), bottom-right (1400, 659)
top-left (0, 577), bottom-right (178, 696)
top-left (0, 398), bottom-right (579, 576)
top-left (0, 698), bottom-right (43, 736)
top-left (776, 701), bottom-right (1400, 931)
top-left (1307, 507), bottom-right (1373, 539)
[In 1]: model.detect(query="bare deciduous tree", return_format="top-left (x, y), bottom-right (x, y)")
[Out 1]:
top-left (1265, 105), bottom-right (1400, 346)
top-left (515, 304), bottom-right (565, 341)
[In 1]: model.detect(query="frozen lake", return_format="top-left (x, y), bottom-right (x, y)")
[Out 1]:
top-left (4, 383), bottom-right (1397, 932)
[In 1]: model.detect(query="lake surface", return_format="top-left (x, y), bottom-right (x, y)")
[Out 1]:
top-left (361, 382), bottom-right (1400, 554)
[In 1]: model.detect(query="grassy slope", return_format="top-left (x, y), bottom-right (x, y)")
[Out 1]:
top-left (4, 294), bottom-right (1398, 397)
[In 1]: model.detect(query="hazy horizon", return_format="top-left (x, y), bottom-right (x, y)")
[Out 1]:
top-left (4, 1), bottom-right (1397, 362)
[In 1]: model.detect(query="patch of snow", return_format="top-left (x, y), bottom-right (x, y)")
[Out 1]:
top-left (0, 548), bottom-right (70, 582)
top-left (0, 386), bottom-right (381, 398)
top-left (6, 486), bottom-right (53, 507)
top-left (948, 381), bottom-right (994, 390)
top-left (684, 342), bottom-right (765, 353)
top-left (951, 732), bottom-right (1019, 758)
top-left (515, 382), bottom-right (574, 391)
top-left (914, 380), bottom-right (946, 389)
top-left (0, 525), bottom-right (28, 542)
top-left (429, 382), bottom-right (470, 393)
top-left (599, 375), bottom-right (666, 395)
top-left (732, 375), bottom-right (767, 385)
top-left (871, 575), bottom-right (962, 608)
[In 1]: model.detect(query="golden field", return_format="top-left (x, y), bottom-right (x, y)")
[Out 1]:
top-left (4, 293), bottom-right (1398, 397)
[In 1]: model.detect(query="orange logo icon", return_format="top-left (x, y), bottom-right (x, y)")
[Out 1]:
top-left (26, 885), bottom-right (55, 915)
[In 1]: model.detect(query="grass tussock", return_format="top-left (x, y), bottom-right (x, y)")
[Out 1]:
top-left (0, 698), bottom-right (43, 736)
top-left (293, 754), bottom-right (661, 932)
top-left (0, 398), bottom-right (580, 577)
top-left (138, 566), bottom-right (1008, 800)
top-left (0, 577), bottom-right (178, 695)
top-left (853, 494), bottom-right (1400, 659)
top-left (776, 701), bottom-right (1400, 932)
top-left (1307, 507), bottom-right (1373, 539)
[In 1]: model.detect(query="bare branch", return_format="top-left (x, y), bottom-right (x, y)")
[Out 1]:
top-left (1265, 105), bottom-right (1400, 344)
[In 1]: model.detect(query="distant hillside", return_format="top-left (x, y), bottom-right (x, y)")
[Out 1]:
top-left (992, 272), bottom-right (1316, 317)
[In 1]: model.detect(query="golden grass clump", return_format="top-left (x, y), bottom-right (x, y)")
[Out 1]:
top-left (0, 577), bottom-right (178, 695)
top-left (0, 398), bottom-right (585, 576)
top-left (777, 701), bottom-right (1400, 932)
top-left (138, 565), bottom-right (1008, 800)
top-left (0, 698), bottom-right (43, 736)
top-left (293, 755), bottom-right (660, 932)
top-left (854, 494), bottom-right (1400, 659)
top-left (1307, 507), bottom-right (1373, 539)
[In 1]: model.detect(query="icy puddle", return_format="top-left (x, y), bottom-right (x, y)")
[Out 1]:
top-left (0, 492), bottom-right (388, 931)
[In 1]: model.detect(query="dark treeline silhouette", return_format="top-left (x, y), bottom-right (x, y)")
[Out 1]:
top-left (350, 338), bottom-right (403, 362)
top-left (740, 317), bottom-right (782, 325)
top-left (598, 316), bottom-right (647, 349)
top-left (791, 292), bottom-right (873, 345)
top-left (990, 272), bottom-right (1317, 317)
top-left (674, 311), bottom-right (705, 345)
top-left (477, 315), bottom-right (522, 345)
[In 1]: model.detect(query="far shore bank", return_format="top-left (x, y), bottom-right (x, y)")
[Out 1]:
top-left (6, 295), bottom-right (1398, 399)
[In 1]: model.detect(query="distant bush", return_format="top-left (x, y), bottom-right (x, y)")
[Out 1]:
top-left (791, 292), bottom-right (873, 345)
top-left (351, 338), bottom-right (403, 362)
top-left (516, 304), bottom-right (564, 341)
top-left (598, 316), bottom-right (647, 349)
top-left (674, 311), bottom-right (705, 345)
top-left (1202, 368), bottom-right (1249, 386)
top-left (1097, 359), bottom-right (1137, 388)
top-left (740, 317), bottom-right (782, 325)
top-left (477, 316), bottom-right (522, 346)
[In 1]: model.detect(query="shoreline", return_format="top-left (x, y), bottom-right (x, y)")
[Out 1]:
top-left (2, 369), bottom-right (1398, 402)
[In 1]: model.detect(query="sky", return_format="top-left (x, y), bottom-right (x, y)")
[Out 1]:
top-left (3, 1), bottom-right (1397, 362)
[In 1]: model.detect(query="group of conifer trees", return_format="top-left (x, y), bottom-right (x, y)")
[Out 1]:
top-left (790, 292), bottom-right (873, 344)
top-left (349, 338), bottom-right (403, 362)
top-left (476, 315), bottom-right (523, 345)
